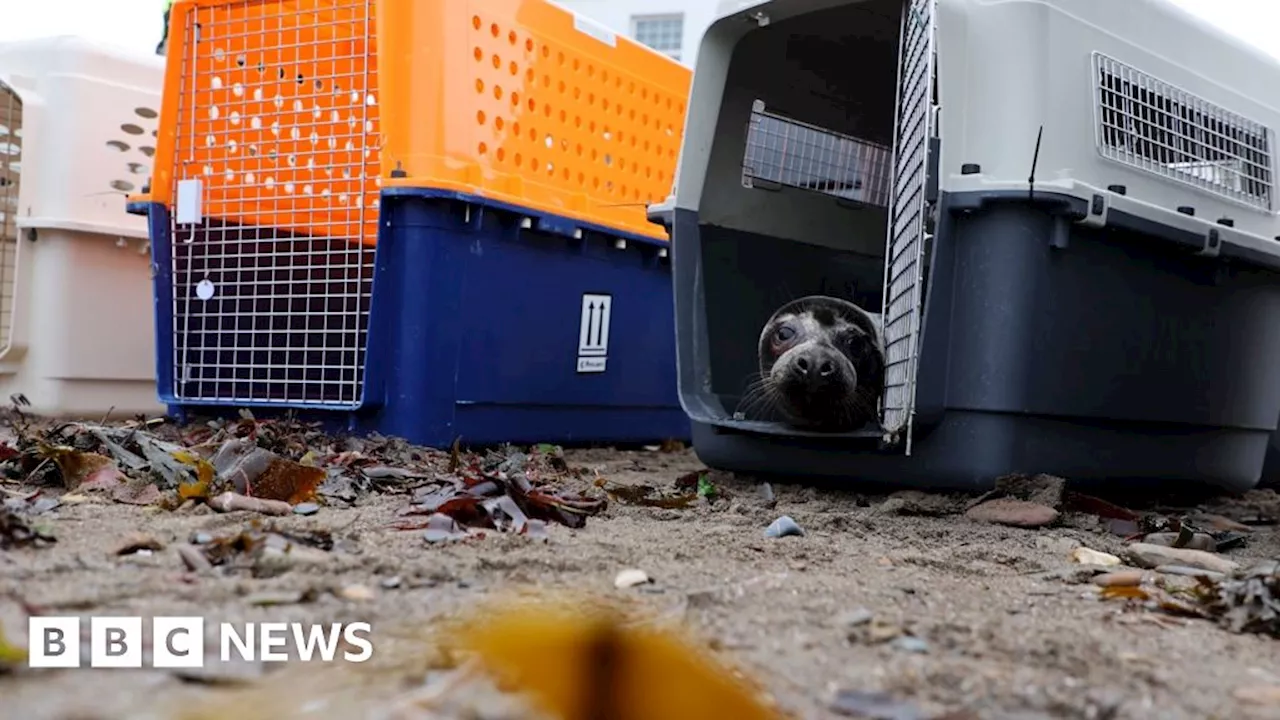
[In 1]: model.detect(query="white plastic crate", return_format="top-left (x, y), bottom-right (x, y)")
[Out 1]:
top-left (0, 36), bottom-right (164, 417)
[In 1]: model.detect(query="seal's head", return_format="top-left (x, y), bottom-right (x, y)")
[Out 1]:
top-left (754, 295), bottom-right (885, 432)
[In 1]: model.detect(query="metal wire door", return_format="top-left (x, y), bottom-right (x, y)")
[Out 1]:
top-left (167, 0), bottom-right (381, 409)
top-left (0, 81), bottom-right (20, 356)
top-left (880, 0), bottom-right (936, 453)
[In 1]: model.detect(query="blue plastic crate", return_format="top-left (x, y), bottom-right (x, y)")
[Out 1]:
top-left (136, 190), bottom-right (689, 447)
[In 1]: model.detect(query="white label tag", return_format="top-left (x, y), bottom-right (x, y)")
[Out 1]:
top-left (577, 293), bottom-right (612, 373)
top-left (175, 179), bottom-right (203, 225)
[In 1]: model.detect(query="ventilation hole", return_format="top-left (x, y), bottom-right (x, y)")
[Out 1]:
top-left (134, 107), bottom-right (158, 120)
top-left (474, 47), bottom-right (483, 61)
top-left (140, 146), bottom-right (156, 157)
top-left (257, 61), bottom-right (266, 75)
top-left (253, 87), bottom-right (264, 102)
top-left (285, 182), bottom-right (295, 194)
top-left (511, 92), bottom-right (520, 107)
top-left (476, 79), bottom-right (485, 93)
top-left (214, 48), bottom-right (225, 62)
top-left (228, 140), bottom-right (238, 154)
top-left (225, 170), bottom-right (235, 183)
top-left (494, 86), bottom-right (503, 100)
top-left (492, 54), bottom-right (501, 69)
top-left (236, 55), bottom-right (246, 68)
top-left (558, 80), bottom-right (565, 94)
top-left (251, 116), bottom-right (263, 130)
top-left (557, 51), bottom-right (565, 65)
top-left (495, 117), bottom-right (504, 130)
top-left (315, 79), bottom-right (324, 92)
top-left (205, 134), bottom-right (216, 147)
top-left (472, 15), bottom-right (481, 29)
top-left (477, 111), bottom-right (486, 125)
top-left (515, 153), bottom-right (523, 166)
top-left (513, 122), bottom-right (522, 135)
top-left (121, 123), bottom-right (145, 135)
top-left (110, 179), bottom-right (134, 192)
top-left (604, 154), bottom-right (612, 166)
top-left (211, 76), bottom-right (224, 90)
top-left (545, 134), bottom-right (553, 148)
top-left (525, 39), bottom-right (534, 52)
top-left (602, 99), bottom-right (610, 111)
top-left (526, 68), bottom-right (535, 82)
top-left (203, 165), bottom-right (213, 176)
top-left (528, 99), bottom-right (536, 112)
top-left (233, 82), bottom-right (244, 98)
top-left (573, 58), bottom-right (580, 72)
top-left (303, 184), bottom-right (314, 195)
top-left (509, 61), bottom-right (518, 76)
top-left (296, 73), bottom-right (306, 86)
top-left (496, 148), bottom-right (505, 161)
top-left (593, 177), bottom-right (600, 189)
top-left (249, 145), bottom-right (259, 157)
top-left (576, 144), bottom-right (583, 156)
top-left (350, 91), bottom-right (360, 105)
top-left (577, 172), bottom-right (584, 184)
top-left (367, 94), bottom-right (377, 106)
top-left (478, 142), bottom-right (488, 155)
top-left (245, 172), bottom-right (256, 185)
top-left (490, 22), bottom-right (500, 37)
top-left (106, 140), bottom-right (130, 152)
top-left (127, 162), bottom-right (147, 175)
top-left (265, 177), bottom-right (275, 189)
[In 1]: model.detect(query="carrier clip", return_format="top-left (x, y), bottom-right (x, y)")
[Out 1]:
top-left (1076, 192), bottom-right (1109, 229)
top-left (1198, 228), bottom-right (1222, 258)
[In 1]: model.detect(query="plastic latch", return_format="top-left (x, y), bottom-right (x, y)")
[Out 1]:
top-left (1199, 228), bottom-right (1222, 258)
top-left (1076, 192), bottom-right (1108, 228)
top-left (646, 198), bottom-right (676, 229)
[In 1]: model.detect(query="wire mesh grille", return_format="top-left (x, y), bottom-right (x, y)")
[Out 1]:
top-left (880, 0), bottom-right (935, 445)
top-left (1094, 53), bottom-right (1273, 212)
top-left (168, 0), bottom-right (379, 407)
top-left (0, 81), bottom-right (21, 353)
top-left (741, 100), bottom-right (893, 207)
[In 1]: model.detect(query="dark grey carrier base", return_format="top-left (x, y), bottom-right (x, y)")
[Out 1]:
top-left (672, 191), bottom-right (1280, 493)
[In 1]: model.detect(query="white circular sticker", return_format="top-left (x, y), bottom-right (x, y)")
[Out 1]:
top-left (195, 279), bottom-right (216, 301)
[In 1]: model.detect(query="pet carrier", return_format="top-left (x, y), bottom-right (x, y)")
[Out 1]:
top-left (654, 0), bottom-right (1280, 491)
top-left (130, 0), bottom-right (692, 447)
top-left (0, 36), bottom-right (164, 417)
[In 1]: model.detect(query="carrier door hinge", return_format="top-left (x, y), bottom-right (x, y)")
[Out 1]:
top-left (924, 136), bottom-right (941, 206)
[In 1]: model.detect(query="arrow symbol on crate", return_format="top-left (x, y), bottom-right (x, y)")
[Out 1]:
top-left (593, 303), bottom-right (605, 347)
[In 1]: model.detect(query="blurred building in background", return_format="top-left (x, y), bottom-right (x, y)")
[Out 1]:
top-left (555, 0), bottom-right (722, 67)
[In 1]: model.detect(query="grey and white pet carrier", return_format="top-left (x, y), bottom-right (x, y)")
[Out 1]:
top-left (652, 0), bottom-right (1280, 491)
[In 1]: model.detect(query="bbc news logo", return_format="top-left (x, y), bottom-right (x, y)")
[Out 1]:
top-left (27, 617), bottom-right (373, 668)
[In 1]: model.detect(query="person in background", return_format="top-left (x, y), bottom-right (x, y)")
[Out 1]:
top-left (157, 0), bottom-right (174, 56)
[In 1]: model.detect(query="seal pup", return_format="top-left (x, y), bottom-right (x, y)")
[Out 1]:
top-left (738, 295), bottom-right (886, 432)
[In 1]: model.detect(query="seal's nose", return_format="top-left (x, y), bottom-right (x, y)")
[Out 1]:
top-left (792, 348), bottom-right (838, 381)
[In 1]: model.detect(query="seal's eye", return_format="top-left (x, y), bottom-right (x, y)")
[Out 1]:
top-left (775, 325), bottom-right (795, 342)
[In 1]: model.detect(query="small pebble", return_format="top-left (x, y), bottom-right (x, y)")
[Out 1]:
top-left (836, 608), bottom-right (874, 628)
top-left (1142, 532), bottom-right (1216, 552)
top-left (1092, 570), bottom-right (1145, 587)
top-left (765, 515), bottom-right (805, 538)
top-left (191, 532), bottom-right (214, 545)
top-left (339, 584), bottom-right (376, 602)
top-left (893, 636), bottom-right (930, 654)
top-left (381, 576), bottom-right (403, 589)
top-left (293, 502), bottom-right (321, 516)
top-left (1123, 543), bottom-right (1240, 574)
top-left (1155, 564), bottom-right (1226, 581)
top-left (965, 499), bottom-right (1059, 528)
top-left (759, 482), bottom-right (776, 507)
top-left (1071, 547), bottom-right (1121, 567)
top-left (614, 568), bottom-right (652, 589)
